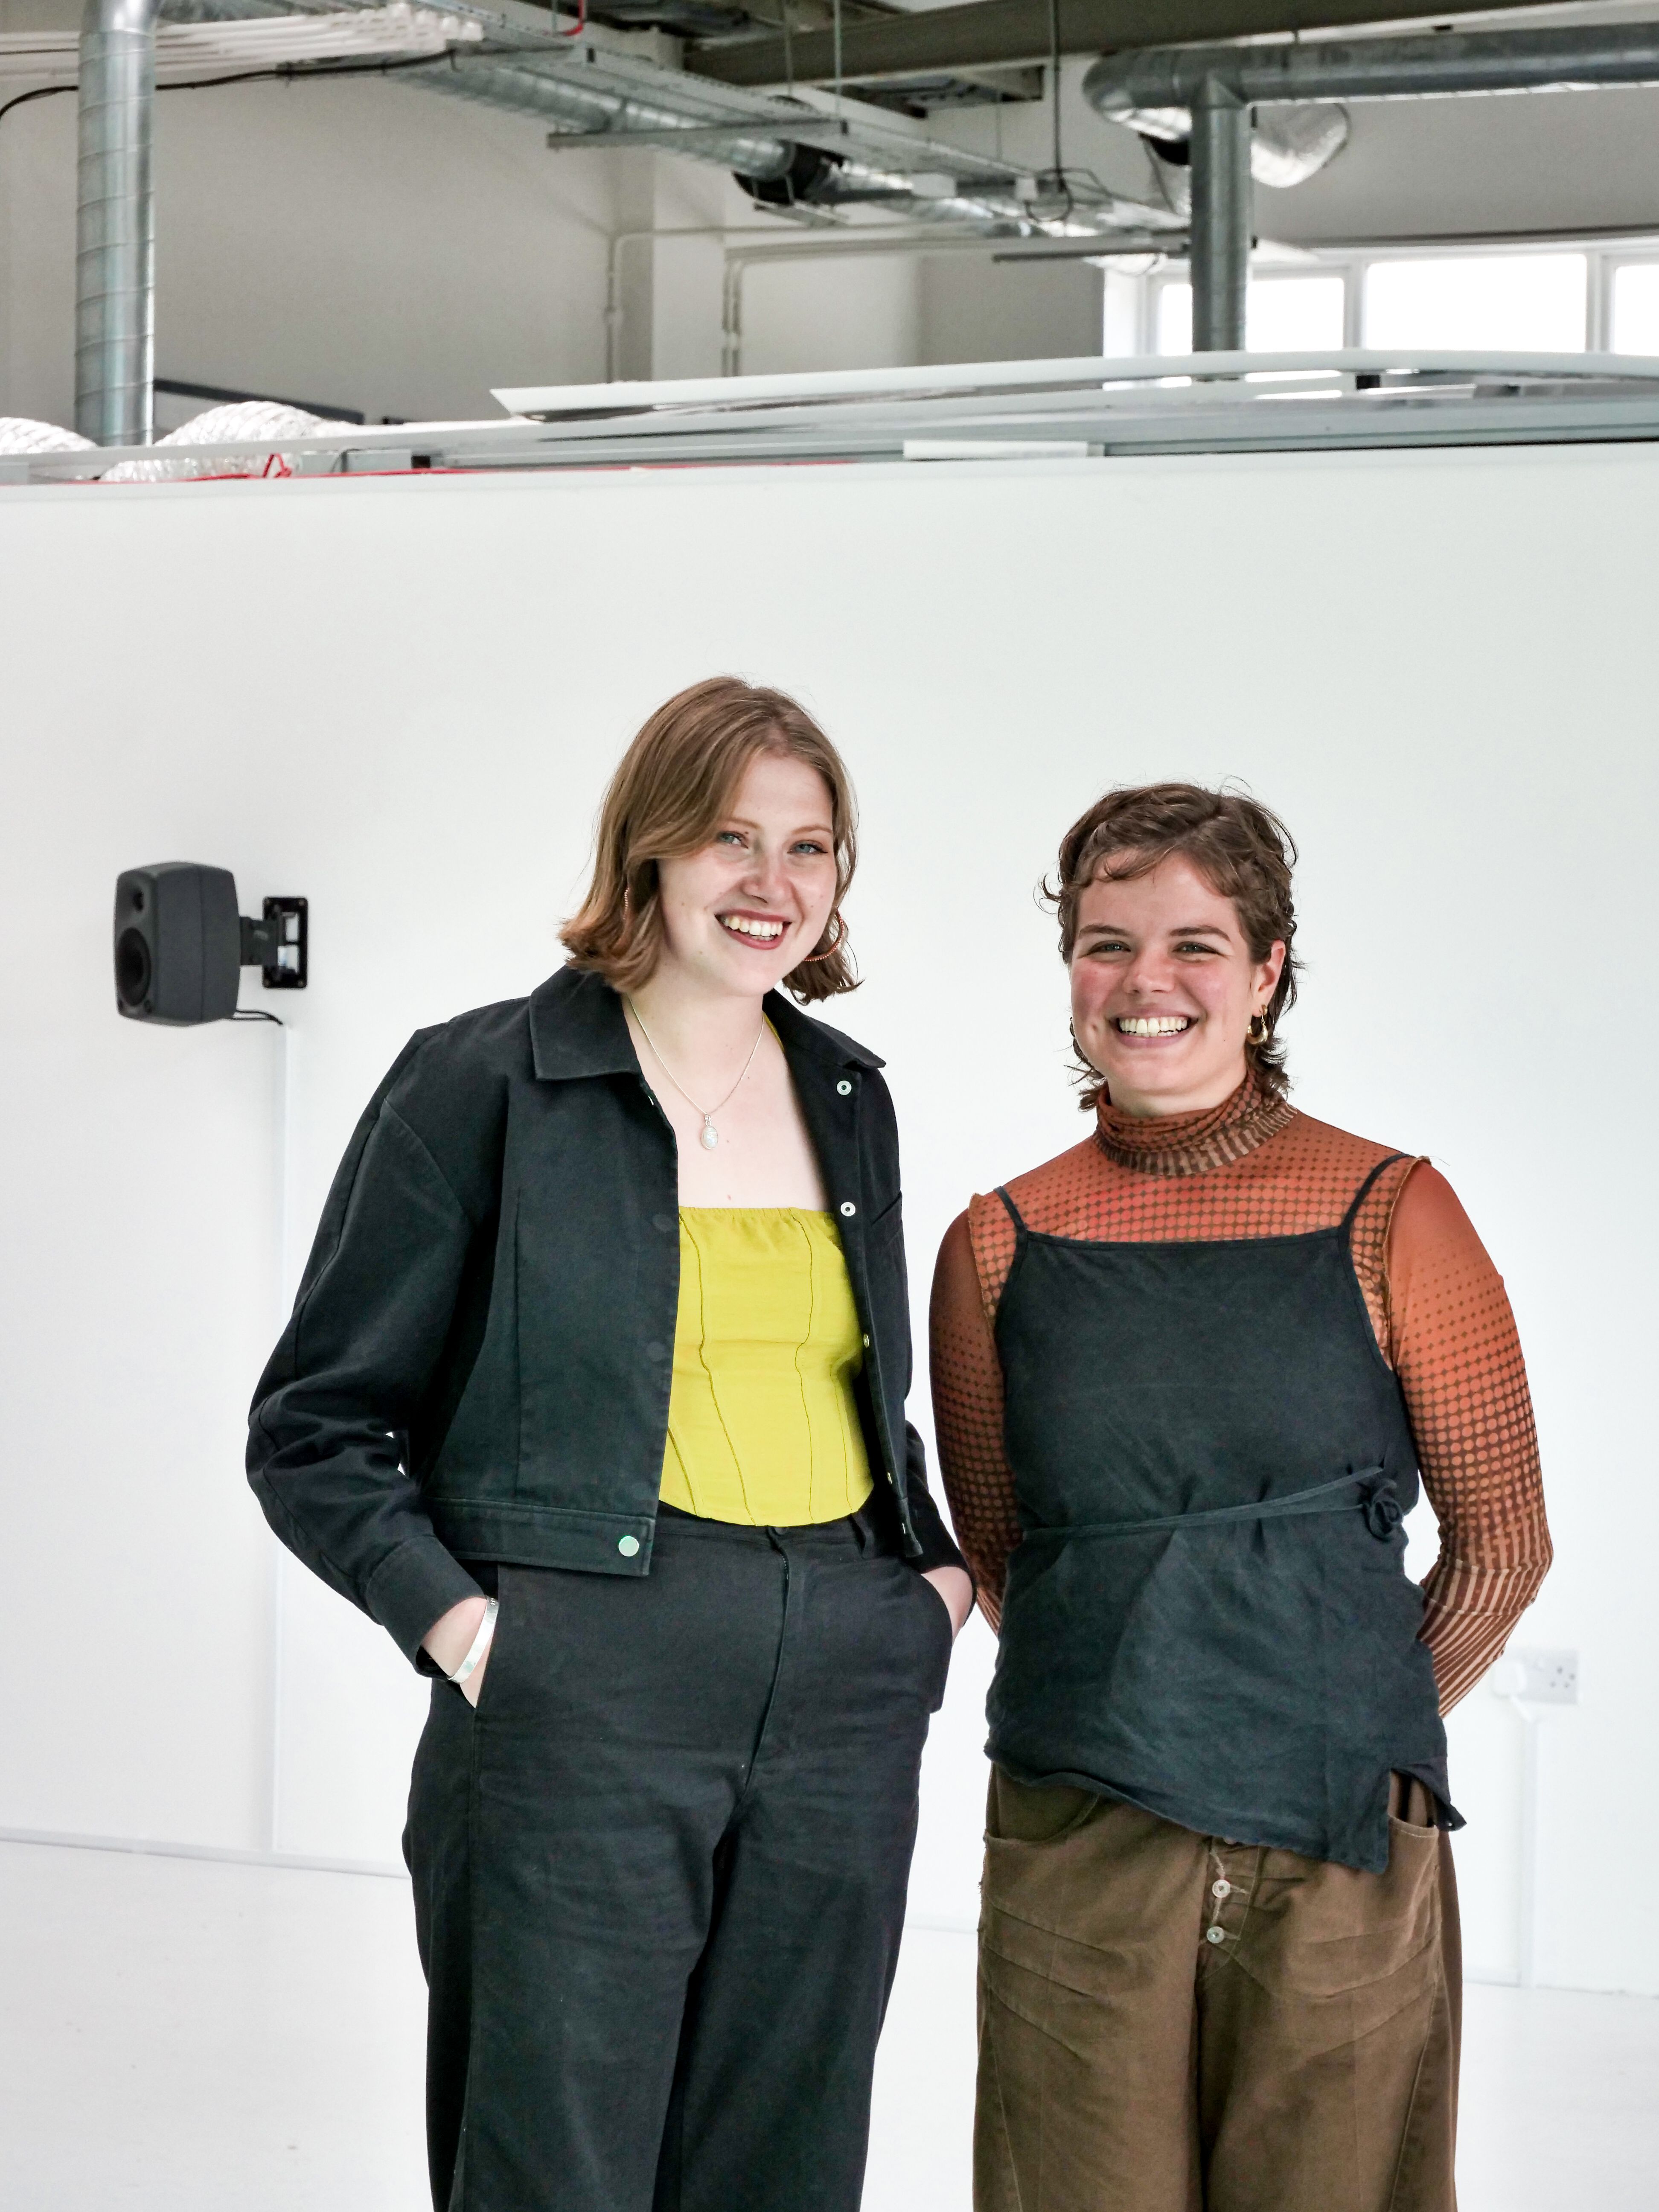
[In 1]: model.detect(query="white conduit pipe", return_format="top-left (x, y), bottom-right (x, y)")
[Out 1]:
top-left (76, 0), bottom-right (161, 446)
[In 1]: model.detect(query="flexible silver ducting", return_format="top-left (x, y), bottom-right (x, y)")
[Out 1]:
top-left (1130, 103), bottom-right (1350, 202)
top-left (417, 52), bottom-right (798, 181)
top-left (76, 0), bottom-right (161, 445)
top-left (417, 51), bottom-right (1164, 235)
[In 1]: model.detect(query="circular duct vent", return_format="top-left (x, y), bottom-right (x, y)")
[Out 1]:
top-left (733, 141), bottom-right (842, 210)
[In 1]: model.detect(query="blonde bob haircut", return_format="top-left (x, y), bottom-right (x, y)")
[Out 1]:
top-left (561, 675), bottom-right (859, 1003)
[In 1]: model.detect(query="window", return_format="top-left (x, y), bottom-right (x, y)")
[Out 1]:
top-left (1132, 239), bottom-right (1653, 361)
top-left (1153, 274), bottom-right (1345, 356)
top-left (1248, 275), bottom-right (1348, 352)
top-left (1157, 281), bottom-right (1193, 357)
top-left (1362, 255), bottom-right (1588, 352)
top-left (1611, 262), bottom-right (1659, 355)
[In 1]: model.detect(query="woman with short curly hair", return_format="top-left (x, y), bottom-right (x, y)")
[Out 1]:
top-left (931, 781), bottom-right (1551, 2212)
top-left (250, 675), bottom-right (971, 2212)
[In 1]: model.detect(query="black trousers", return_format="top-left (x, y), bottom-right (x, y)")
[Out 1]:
top-left (404, 1507), bottom-right (953, 2212)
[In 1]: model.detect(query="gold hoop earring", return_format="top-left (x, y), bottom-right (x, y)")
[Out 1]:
top-left (1247, 1012), bottom-right (1272, 1047)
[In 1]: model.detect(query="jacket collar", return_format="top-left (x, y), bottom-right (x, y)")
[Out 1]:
top-left (764, 989), bottom-right (885, 1075)
top-left (529, 963), bottom-right (883, 1082)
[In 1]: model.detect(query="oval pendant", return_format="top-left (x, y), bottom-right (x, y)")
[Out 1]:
top-left (700, 1123), bottom-right (719, 1150)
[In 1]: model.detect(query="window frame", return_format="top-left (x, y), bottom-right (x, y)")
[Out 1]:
top-left (1125, 233), bottom-right (1659, 359)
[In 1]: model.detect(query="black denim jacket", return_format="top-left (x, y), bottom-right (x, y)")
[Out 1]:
top-left (248, 965), bottom-right (964, 1662)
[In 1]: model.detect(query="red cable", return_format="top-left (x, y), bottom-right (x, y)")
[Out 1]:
top-left (557, 0), bottom-right (587, 35)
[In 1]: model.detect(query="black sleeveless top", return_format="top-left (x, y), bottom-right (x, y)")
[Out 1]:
top-left (986, 1155), bottom-right (1454, 1873)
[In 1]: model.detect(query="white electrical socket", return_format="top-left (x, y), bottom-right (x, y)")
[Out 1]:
top-left (1490, 1647), bottom-right (1579, 1705)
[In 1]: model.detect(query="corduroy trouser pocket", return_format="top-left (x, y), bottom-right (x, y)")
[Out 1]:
top-left (975, 1770), bottom-right (1460, 2212)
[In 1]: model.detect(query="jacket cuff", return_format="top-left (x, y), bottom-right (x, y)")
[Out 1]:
top-left (365, 1536), bottom-right (486, 1666)
top-left (904, 1487), bottom-right (972, 1584)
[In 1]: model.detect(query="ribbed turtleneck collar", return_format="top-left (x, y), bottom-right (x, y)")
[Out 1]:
top-left (1094, 1070), bottom-right (1296, 1178)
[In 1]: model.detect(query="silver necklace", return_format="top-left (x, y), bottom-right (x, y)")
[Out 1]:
top-left (626, 999), bottom-right (767, 1151)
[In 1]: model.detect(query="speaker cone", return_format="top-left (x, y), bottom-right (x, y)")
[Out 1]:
top-left (116, 926), bottom-right (152, 1010)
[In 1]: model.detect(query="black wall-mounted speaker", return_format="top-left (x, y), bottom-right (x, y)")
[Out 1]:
top-left (114, 864), bottom-right (242, 1025)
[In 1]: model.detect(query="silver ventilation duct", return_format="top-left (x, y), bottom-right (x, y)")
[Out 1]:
top-left (416, 51), bottom-right (797, 181)
top-left (414, 46), bottom-right (1169, 235)
top-left (1188, 83), bottom-right (1250, 355)
top-left (1132, 103), bottom-right (1350, 199)
top-left (1084, 21), bottom-right (1659, 116)
top-left (163, 0), bottom-right (1176, 236)
top-left (1084, 18), bottom-right (1659, 352)
top-left (1248, 105), bottom-right (1351, 191)
top-left (76, 0), bottom-right (160, 445)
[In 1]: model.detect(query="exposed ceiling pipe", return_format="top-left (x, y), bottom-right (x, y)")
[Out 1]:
top-left (1190, 81), bottom-right (1249, 353)
top-left (162, 0), bottom-right (1180, 236)
top-left (77, 0), bottom-right (161, 445)
top-left (416, 54), bottom-right (1038, 227)
top-left (414, 50), bottom-right (799, 179)
top-left (688, 0), bottom-right (1610, 93)
top-left (364, 44), bottom-right (1177, 235)
top-left (1084, 18), bottom-right (1659, 354)
top-left (1084, 20), bottom-right (1659, 115)
top-left (1130, 102), bottom-right (1349, 197)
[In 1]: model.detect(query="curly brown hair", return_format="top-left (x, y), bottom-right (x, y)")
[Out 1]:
top-left (1048, 781), bottom-right (1300, 1103)
top-left (561, 676), bottom-right (859, 1003)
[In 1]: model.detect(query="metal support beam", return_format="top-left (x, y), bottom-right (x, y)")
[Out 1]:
top-left (687, 0), bottom-right (1580, 90)
top-left (76, 0), bottom-right (160, 446)
top-left (1189, 79), bottom-right (1250, 353)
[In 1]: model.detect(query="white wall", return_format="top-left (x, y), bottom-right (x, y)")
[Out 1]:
top-left (0, 441), bottom-right (1648, 1996)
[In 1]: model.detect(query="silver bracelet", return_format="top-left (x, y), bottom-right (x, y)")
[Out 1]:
top-left (449, 1597), bottom-right (498, 1684)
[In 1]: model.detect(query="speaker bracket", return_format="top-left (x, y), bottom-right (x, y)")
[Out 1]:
top-left (240, 897), bottom-right (307, 990)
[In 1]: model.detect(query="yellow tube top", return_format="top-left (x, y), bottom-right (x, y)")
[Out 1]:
top-left (660, 1208), bottom-right (874, 1527)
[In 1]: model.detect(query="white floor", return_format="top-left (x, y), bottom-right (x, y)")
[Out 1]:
top-left (2, 1839), bottom-right (1654, 2209)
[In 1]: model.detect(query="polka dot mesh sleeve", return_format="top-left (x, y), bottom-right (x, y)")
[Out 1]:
top-left (929, 1214), bottom-right (1019, 1632)
top-left (928, 1108), bottom-right (1550, 1708)
top-left (1385, 1165), bottom-right (1551, 1710)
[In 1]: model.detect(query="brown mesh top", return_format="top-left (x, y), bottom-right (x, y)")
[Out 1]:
top-left (929, 1073), bottom-right (1551, 1713)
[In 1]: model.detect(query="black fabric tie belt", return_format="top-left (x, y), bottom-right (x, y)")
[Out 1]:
top-left (1030, 1467), bottom-right (1404, 1544)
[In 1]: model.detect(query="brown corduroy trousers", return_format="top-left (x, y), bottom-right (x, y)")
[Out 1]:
top-left (975, 1771), bottom-right (1460, 2212)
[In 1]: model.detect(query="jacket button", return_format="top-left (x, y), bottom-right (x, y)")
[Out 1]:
top-left (839, 1202), bottom-right (856, 1218)
top-left (886, 1470), bottom-right (896, 1486)
top-left (645, 1341), bottom-right (667, 1362)
top-left (652, 1214), bottom-right (675, 1233)
top-left (1205, 1926), bottom-right (1227, 1946)
top-left (618, 1534), bottom-right (640, 1558)
top-left (836, 1080), bottom-right (852, 1096)
top-left (862, 1334), bottom-right (870, 1348)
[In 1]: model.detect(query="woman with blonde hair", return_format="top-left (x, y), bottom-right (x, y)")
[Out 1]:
top-left (249, 676), bottom-right (972, 2212)
top-left (931, 781), bottom-right (1551, 2212)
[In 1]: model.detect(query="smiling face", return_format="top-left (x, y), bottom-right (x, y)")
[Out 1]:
top-left (652, 749), bottom-right (841, 1003)
top-left (1069, 851), bottom-right (1286, 1118)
